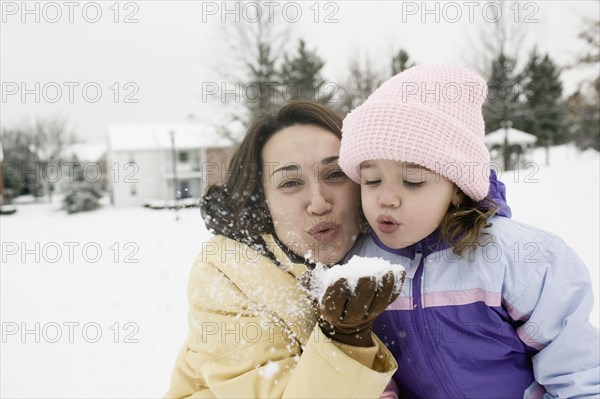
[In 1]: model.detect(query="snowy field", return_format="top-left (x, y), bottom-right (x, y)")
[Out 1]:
top-left (1, 144), bottom-right (598, 398)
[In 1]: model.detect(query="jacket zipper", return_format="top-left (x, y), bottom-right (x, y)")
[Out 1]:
top-left (412, 247), bottom-right (462, 398)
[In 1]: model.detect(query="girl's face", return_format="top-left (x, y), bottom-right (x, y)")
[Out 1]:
top-left (261, 124), bottom-right (361, 265)
top-left (360, 159), bottom-right (458, 249)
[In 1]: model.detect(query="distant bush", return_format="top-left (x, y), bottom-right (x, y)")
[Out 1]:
top-left (62, 182), bottom-right (103, 214)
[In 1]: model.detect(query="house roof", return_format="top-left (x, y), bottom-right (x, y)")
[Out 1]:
top-left (484, 127), bottom-right (537, 146)
top-left (64, 143), bottom-right (107, 162)
top-left (107, 122), bottom-right (241, 151)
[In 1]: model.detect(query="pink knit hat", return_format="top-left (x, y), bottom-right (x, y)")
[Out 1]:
top-left (339, 64), bottom-right (491, 201)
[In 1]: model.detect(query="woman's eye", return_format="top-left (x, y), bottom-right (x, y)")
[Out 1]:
top-left (327, 170), bottom-right (347, 180)
top-left (279, 180), bottom-right (301, 189)
top-left (403, 181), bottom-right (425, 188)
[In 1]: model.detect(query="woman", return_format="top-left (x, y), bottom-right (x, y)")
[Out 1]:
top-left (166, 101), bottom-right (400, 398)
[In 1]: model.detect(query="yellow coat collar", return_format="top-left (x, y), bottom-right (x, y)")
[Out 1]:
top-left (207, 234), bottom-right (316, 346)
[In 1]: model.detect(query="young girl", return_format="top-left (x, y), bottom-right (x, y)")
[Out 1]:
top-left (338, 64), bottom-right (600, 398)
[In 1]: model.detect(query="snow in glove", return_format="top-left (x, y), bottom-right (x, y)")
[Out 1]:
top-left (302, 259), bottom-right (405, 347)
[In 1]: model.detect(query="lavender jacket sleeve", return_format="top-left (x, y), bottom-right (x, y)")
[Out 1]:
top-left (501, 229), bottom-right (600, 398)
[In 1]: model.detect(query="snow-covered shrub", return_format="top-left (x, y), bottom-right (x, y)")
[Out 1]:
top-left (62, 182), bottom-right (103, 214)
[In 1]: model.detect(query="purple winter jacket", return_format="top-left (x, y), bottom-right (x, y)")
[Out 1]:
top-left (349, 170), bottom-right (600, 398)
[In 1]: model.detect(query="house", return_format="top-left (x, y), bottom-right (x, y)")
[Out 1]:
top-left (106, 122), bottom-right (237, 208)
top-left (484, 127), bottom-right (537, 168)
top-left (0, 139), bottom-right (3, 202)
top-left (484, 127), bottom-right (537, 149)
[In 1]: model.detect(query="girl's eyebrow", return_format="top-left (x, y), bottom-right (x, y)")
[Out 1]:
top-left (359, 161), bottom-right (427, 173)
top-left (403, 163), bottom-right (428, 174)
top-left (360, 161), bottom-right (374, 170)
top-left (404, 162), bottom-right (426, 170)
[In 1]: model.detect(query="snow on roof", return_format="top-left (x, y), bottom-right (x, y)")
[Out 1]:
top-left (485, 128), bottom-right (537, 146)
top-left (65, 143), bottom-right (107, 162)
top-left (107, 122), bottom-right (240, 152)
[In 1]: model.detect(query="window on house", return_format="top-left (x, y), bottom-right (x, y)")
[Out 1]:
top-left (178, 151), bottom-right (189, 163)
top-left (179, 181), bottom-right (191, 199)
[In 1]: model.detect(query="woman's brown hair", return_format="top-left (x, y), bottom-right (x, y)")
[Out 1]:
top-left (200, 101), bottom-right (344, 248)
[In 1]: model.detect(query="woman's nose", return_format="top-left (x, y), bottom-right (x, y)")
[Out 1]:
top-left (306, 186), bottom-right (333, 216)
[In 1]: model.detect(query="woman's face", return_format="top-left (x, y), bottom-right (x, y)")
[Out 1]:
top-left (261, 124), bottom-right (361, 265)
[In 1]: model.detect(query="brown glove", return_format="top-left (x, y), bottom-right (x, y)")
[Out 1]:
top-left (303, 271), bottom-right (404, 347)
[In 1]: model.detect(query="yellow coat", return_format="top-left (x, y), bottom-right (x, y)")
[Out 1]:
top-left (166, 234), bottom-right (397, 398)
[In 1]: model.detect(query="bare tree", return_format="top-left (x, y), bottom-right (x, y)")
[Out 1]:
top-left (1, 126), bottom-right (40, 199)
top-left (1, 117), bottom-right (75, 202)
top-left (31, 117), bottom-right (76, 202)
top-left (576, 18), bottom-right (600, 65)
top-left (563, 18), bottom-right (600, 151)
top-left (465, 1), bottom-right (529, 79)
top-left (390, 48), bottom-right (416, 77)
top-left (209, 1), bottom-right (292, 131)
top-left (570, 18), bottom-right (600, 97)
top-left (336, 53), bottom-right (386, 117)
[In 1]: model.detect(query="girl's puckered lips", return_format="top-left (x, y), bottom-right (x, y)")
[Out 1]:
top-left (376, 215), bottom-right (399, 234)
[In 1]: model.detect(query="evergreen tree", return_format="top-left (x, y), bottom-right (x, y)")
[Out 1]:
top-left (516, 49), bottom-right (565, 146)
top-left (564, 87), bottom-right (600, 151)
top-left (278, 39), bottom-right (333, 104)
top-left (245, 41), bottom-right (280, 122)
top-left (482, 52), bottom-right (524, 134)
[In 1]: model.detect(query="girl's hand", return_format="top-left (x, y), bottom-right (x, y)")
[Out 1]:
top-left (302, 271), bottom-right (403, 347)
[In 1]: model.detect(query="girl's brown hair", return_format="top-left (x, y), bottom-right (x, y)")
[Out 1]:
top-left (200, 101), bottom-right (344, 248)
top-left (439, 193), bottom-right (499, 257)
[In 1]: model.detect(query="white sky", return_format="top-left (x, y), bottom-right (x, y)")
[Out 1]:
top-left (1, 0), bottom-right (599, 143)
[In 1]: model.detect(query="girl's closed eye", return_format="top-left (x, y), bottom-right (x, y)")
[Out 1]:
top-left (362, 178), bottom-right (381, 186)
top-left (403, 180), bottom-right (425, 189)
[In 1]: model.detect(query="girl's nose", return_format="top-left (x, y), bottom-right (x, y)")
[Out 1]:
top-left (378, 186), bottom-right (400, 208)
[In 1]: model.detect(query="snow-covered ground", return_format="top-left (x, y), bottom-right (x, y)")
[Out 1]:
top-left (1, 144), bottom-right (598, 398)
top-left (502, 144), bottom-right (599, 328)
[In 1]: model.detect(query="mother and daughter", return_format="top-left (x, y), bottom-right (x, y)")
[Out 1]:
top-left (167, 65), bottom-right (599, 398)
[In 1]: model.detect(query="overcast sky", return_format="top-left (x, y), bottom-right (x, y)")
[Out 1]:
top-left (2, 0), bottom-right (598, 143)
